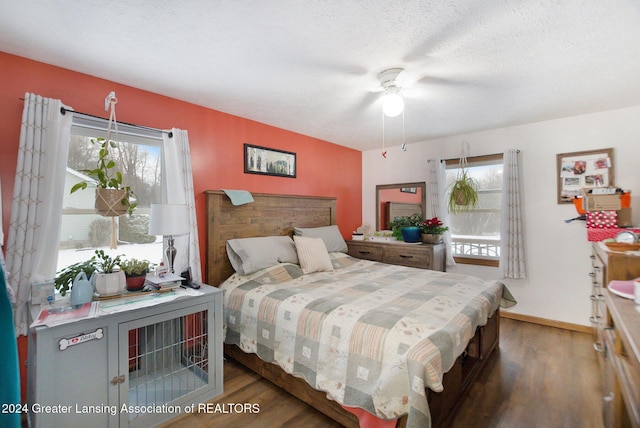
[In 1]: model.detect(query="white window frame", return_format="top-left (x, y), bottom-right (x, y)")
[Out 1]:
top-left (445, 153), bottom-right (504, 267)
top-left (57, 113), bottom-right (166, 271)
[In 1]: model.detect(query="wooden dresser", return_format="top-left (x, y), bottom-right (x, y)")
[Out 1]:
top-left (346, 240), bottom-right (446, 271)
top-left (603, 289), bottom-right (640, 428)
top-left (591, 243), bottom-right (640, 427)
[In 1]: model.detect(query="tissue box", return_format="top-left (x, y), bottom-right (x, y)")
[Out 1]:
top-left (31, 281), bottom-right (55, 305)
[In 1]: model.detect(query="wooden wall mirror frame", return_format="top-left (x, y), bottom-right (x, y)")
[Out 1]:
top-left (375, 182), bottom-right (426, 231)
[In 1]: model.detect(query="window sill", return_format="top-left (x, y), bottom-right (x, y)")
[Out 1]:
top-left (453, 257), bottom-right (499, 267)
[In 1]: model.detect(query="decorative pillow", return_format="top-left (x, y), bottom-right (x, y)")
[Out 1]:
top-left (226, 236), bottom-right (298, 275)
top-left (294, 225), bottom-right (348, 253)
top-left (293, 235), bottom-right (334, 274)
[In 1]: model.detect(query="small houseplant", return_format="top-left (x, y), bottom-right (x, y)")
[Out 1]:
top-left (53, 249), bottom-right (124, 296)
top-left (69, 137), bottom-right (137, 216)
top-left (120, 258), bottom-right (151, 291)
top-left (92, 249), bottom-right (126, 296)
top-left (389, 213), bottom-right (423, 243)
top-left (420, 217), bottom-right (449, 243)
top-left (54, 259), bottom-right (97, 296)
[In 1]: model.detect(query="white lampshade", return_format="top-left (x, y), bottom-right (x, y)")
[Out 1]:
top-left (149, 204), bottom-right (190, 236)
top-left (382, 91), bottom-right (404, 117)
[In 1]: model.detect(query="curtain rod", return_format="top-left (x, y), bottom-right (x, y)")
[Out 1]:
top-left (59, 107), bottom-right (173, 138)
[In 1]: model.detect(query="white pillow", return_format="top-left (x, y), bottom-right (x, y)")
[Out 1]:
top-left (294, 225), bottom-right (348, 253)
top-left (293, 235), bottom-right (334, 274)
top-left (226, 236), bottom-right (298, 275)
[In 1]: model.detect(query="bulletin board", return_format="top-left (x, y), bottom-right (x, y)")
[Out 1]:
top-left (556, 148), bottom-right (614, 204)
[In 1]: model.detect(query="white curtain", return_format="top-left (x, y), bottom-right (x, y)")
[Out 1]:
top-left (426, 159), bottom-right (456, 267)
top-left (162, 129), bottom-right (202, 281)
top-left (499, 149), bottom-right (527, 278)
top-left (6, 93), bottom-right (72, 336)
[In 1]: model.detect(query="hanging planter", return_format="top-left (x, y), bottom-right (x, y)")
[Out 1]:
top-left (69, 93), bottom-right (137, 217)
top-left (448, 141), bottom-right (479, 214)
top-left (95, 188), bottom-right (129, 217)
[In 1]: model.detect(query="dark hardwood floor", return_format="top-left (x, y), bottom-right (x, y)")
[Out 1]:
top-left (161, 318), bottom-right (603, 428)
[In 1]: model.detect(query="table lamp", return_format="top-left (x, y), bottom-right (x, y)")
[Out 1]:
top-left (149, 204), bottom-right (190, 273)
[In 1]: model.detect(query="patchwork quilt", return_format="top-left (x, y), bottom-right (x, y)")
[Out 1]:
top-left (221, 253), bottom-right (505, 427)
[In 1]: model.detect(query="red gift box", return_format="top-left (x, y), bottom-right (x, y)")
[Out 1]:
top-left (586, 210), bottom-right (618, 229)
top-left (587, 227), bottom-right (640, 242)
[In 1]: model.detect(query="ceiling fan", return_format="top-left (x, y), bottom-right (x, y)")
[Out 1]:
top-left (376, 68), bottom-right (405, 117)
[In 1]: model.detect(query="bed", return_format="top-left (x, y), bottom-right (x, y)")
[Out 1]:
top-left (205, 190), bottom-right (508, 428)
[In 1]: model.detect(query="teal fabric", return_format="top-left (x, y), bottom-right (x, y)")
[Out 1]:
top-left (221, 189), bottom-right (254, 206)
top-left (0, 253), bottom-right (21, 427)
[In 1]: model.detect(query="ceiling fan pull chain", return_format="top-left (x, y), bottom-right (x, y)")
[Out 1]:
top-left (381, 110), bottom-right (387, 158)
top-left (401, 110), bottom-right (406, 151)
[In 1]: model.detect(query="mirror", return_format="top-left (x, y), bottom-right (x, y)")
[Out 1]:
top-left (376, 182), bottom-right (426, 231)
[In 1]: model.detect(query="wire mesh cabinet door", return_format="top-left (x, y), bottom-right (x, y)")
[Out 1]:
top-left (117, 293), bottom-right (223, 427)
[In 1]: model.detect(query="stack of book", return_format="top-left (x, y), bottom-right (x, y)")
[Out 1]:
top-left (145, 273), bottom-right (183, 291)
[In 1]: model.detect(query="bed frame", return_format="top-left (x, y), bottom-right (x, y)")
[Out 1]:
top-left (204, 190), bottom-right (500, 427)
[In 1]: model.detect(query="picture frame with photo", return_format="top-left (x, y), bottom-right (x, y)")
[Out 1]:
top-left (556, 148), bottom-right (614, 204)
top-left (244, 144), bottom-right (296, 178)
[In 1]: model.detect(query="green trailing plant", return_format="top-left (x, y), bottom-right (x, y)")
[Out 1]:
top-left (55, 250), bottom-right (124, 295)
top-left (54, 259), bottom-right (97, 296)
top-left (69, 137), bottom-right (137, 215)
top-left (448, 141), bottom-right (479, 214)
top-left (448, 170), bottom-right (479, 214)
top-left (120, 258), bottom-right (151, 277)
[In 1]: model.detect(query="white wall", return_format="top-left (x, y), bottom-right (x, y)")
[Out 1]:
top-left (362, 105), bottom-right (640, 326)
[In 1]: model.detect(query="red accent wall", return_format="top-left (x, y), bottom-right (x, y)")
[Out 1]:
top-left (0, 52), bottom-right (362, 401)
top-left (0, 52), bottom-right (362, 265)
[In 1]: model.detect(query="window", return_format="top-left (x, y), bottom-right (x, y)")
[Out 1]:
top-left (57, 115), bottom-right (165, 271)
top-left (445, 154), bottom-right (503, 267)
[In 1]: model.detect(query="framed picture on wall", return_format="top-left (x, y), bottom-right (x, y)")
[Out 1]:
top-left (400, 187), bottom-right (417, 194)
top-left (556, 148), bottom-right (614, 204)
top-left (244, 144), bottom-right (296, 178)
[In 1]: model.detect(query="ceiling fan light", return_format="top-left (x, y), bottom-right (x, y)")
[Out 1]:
top-left (382, 92), bottom-right (404, 117)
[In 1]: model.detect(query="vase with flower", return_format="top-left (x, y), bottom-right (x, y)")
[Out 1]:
top-left (420, 217), bottom-right (449, 244)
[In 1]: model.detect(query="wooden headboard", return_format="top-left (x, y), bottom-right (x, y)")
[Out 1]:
top-left (204, 190), bottom-right (337, 286)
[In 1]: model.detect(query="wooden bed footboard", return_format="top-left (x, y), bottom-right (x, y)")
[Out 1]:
top-left (224, 309), bottom-right (500, 428)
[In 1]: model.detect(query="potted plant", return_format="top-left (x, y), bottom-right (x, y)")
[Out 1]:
top-left (120, 258), bottom-right (151, 291)
top-left (54, 259), bottom-right (97, 296)
top-left (69, 137), bottom-right (137, 216)
top-left (389, 213), bottom-right (423, 243)
top-left (448, 169), bottom-right (479, 213)
top-left (92, 249), bottom-right (126, 296)
top-left (420, 217), bottom-right (449, 244)
top-left (448, 142), bottom-right (479, 214)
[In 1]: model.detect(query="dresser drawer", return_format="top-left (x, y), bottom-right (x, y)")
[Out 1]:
top-left (347, 243), bottom-right (383, 261)
top-left (383, 245), bottom-right (432, 268)
top-left (347, 240), bottom-right (445, 271)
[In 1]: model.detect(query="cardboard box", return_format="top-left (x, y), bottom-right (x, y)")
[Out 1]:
top-left (581, 188), bottom-right (630, 211)
top-left (618, 208), bottom-right (632, 227)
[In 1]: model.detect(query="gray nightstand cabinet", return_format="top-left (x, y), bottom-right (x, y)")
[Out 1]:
top-left (347, 240), bottom-right (446, 271)
top-left (27, 284), bottom-right (223, 428)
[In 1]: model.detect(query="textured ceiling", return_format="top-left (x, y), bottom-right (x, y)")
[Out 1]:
top-left (2, 1), bottom-right (640, 151)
